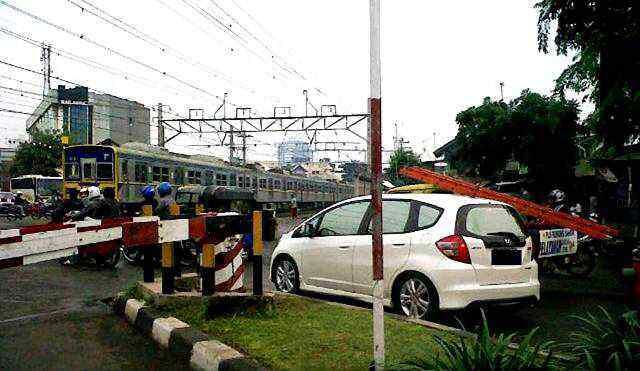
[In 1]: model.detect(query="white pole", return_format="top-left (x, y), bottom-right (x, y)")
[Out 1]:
top-left (369, 0), bottom-right (385, 369)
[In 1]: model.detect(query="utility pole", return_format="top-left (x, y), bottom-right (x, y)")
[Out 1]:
top-left (40, 43), bottom-right (51, 96)
top-left (229, 127), bottom-right (235, 164)
top-left (499, 81), bottom-right (505, 101)
top-left (369, 0), bottom-right (384, 369)
top-left (157, 103), bottom-right (165, 147)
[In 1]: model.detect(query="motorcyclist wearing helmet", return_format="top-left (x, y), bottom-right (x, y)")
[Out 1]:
top-left (547, 189), bottom-right (569, 213)
top-left (140, 185), bottom-right (158, 211)
top-left (71, 186), bottom-right (104, 221)
top-left (154, 182), bottom-right (175, 220)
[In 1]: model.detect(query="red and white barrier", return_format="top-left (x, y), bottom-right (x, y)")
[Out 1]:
top-left (0, 215), bottom-right (247, 293)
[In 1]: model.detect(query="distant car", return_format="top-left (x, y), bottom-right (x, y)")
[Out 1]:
top-left (270, 194), bottom-right (539, 319)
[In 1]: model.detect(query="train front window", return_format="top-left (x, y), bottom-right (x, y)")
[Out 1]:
top-left (82, 161), bottom-right (96, 180)
top-left (97, 163), bottom-right (113, 180)
top-left (65, 163), bottom-right (80, 180)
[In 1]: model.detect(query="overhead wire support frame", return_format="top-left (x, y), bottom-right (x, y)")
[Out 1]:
top-left (161, 113), bottom-right (369, 136)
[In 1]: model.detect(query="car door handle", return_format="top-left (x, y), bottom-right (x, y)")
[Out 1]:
top-left (392, 243), bottom-right (406, 247)
top-left (338, 245), bottom-right (351, 249)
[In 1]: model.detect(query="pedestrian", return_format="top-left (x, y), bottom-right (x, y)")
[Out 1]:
top-left (154, 182), bottom-right (175, 220)
top-left (290, 193), bottom-right (298, 219)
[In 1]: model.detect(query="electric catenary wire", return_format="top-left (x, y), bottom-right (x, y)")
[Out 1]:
top-left (0, 0), bottom-right (234, 106)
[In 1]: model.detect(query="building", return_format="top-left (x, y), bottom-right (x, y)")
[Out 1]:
top-left (26, 85), bottom-right (150, 145)
top-left (291, 160), bottom-right (341, 182)
top-left (277, 140), bottom-right (312, 167)
top-left (0, 138), bottom-right (21, 191)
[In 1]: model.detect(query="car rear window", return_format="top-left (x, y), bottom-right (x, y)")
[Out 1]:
top-left (464, 206), bottom-right (525, 237)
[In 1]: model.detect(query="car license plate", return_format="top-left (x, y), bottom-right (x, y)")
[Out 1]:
top-left (491, 249), bottom-right (522, 265)
top-left (539, 228), bottom-right (577, 258)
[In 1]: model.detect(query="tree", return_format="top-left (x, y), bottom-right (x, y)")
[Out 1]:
top-left (451, 90), bottom-right (579, 192)
top-left (537, 0), bottom-right (640, 155)
top-left (10, 130), bottom-right (63, 177)
top-left (386, 148), bottom-right (422, 186)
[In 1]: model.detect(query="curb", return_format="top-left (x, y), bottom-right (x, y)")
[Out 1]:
top-left (113, 297), bottom-right (265, 371)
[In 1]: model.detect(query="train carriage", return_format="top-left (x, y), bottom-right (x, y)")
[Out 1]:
top-left (62, 142), bottom-right (354, 213)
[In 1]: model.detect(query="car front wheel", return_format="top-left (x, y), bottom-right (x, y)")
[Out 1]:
top-left (395, 274), bottom-right (437, 320)
top-left (273, 258), bottom-right (299, 293)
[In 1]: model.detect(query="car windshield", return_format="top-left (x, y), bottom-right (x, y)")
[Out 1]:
top-left (465, 206), bottom-right (526, 237)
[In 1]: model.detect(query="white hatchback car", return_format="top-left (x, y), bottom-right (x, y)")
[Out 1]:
top-left (270, 193), bottom-right (539, 319)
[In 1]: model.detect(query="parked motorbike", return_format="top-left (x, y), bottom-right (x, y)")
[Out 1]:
top-left (528, 203), bottom-right (597, 278)
top-left (0, 202), bottom-right (24, 220)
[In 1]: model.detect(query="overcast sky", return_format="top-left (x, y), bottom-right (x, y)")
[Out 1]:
top-left (0, 0), bottom-right (574, 162)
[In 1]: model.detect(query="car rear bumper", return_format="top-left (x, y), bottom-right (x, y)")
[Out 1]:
top-left (438, 280), bottom-right (540, 310)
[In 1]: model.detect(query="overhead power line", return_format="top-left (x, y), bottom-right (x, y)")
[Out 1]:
top-left (65, 0), bottom-right (256, 95)
top-left (0, 0), bottom-right (234, 106)
top-left (207, 0), bottom-right (304, 79)
top-left (0, 26), bottom-right (216, 107)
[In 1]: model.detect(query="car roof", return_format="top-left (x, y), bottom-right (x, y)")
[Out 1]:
top-left (343, 193), bottom-right (508, 209)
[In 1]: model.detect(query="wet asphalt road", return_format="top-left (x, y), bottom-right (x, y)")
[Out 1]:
top-left (0, 215), bottom-right (300, 370)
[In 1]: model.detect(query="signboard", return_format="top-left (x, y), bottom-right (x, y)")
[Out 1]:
top-left (539, 228), bottom-right (578, 258)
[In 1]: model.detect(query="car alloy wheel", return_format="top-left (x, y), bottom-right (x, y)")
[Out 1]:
top-left (399, 278), bottom-right (431, 319)
top-left (275, 260), bottom-right (297, 293)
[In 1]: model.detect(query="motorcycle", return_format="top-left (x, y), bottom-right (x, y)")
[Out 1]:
top-left (0, 202), bottom-right (24, 221)
top-left (121, 240), bottom-right (199, 268)
top-left (528, 204), bottom-right (597, 278)
top-left (57, 213), bottom-right (121, 269)
top-left (24, 200), bottom-right (55, 220)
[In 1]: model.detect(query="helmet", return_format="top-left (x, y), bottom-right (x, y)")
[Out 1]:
top-left (79, 187), bottom-right (88, 196)
top-left (15, 191), bottom-right (23, 196)
top-left (140, 185), bottom-right (155, 200)
top-left (87, 186), bottom-right (101, 199)
top-left (548, 189), bottom-right (566, 204)
top-left (157, 182), bottom-right (172, 197)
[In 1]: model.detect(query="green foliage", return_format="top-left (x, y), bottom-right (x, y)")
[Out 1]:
top-left (536, 0), bottom-right (640, 153)
top-left (565, 308), bottom-right (640, 371)
top-left (10, 130), bottom-right (63, 177)
top-left (386, 148), bottom-right (422, 186)
top-left (452, 90), bottom-right (578, 191)
top-left (394, 314), bottom-right (554, 371)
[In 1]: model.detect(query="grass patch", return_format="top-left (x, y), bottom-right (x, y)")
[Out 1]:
top-left (154, 295), bottom-right (447, 370)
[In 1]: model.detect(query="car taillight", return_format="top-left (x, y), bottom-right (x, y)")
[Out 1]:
top-left (436, 235), bottom-right (471, 264)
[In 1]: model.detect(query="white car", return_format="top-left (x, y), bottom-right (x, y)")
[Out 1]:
top-left (270, 193), bottom-right (539, 319)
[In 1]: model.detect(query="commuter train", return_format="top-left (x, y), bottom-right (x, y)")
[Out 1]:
top-left (62, 142), bottom-right (354, 212)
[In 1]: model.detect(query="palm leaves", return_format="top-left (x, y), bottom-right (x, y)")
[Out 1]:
top-left (565, 307), bottom-right (640, 371)
top-left (393, 312), bottom-right (554, 370)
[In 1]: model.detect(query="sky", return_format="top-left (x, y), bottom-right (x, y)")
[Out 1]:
top-left (0, 0), bottom-right (574, 162)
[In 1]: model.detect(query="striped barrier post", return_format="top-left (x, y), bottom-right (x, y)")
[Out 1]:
top-left (161, 203), bottom-right (181, 294)
top-left (193, 213), bottom-right (250, 296)
top-left (141, 204), bottom-right (155, 283)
